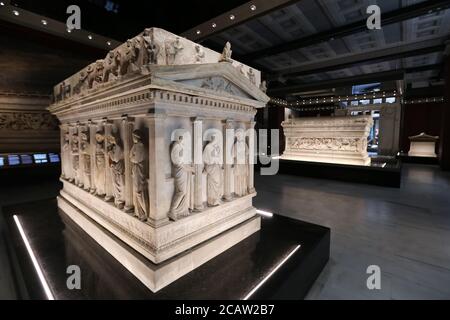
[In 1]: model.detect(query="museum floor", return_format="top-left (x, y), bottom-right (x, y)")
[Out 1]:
top-left (254, 163), bottom-right (450, 299)
top-left (1, 163), bottom-right (450, 299)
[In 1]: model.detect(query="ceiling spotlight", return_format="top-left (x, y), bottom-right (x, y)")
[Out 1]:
top-left (229, 14), bottom-right (235, 20)
top-left (41, 19), bottom-right (48, 26)
top-left (13, 10), bottom-right (19, 16)
top-left (196, 30), bottom-right (201, 35)
top-left (88, 35), bottom-right (93, 40)
top-left (107, 41), bottom-right (111, 46)
top-left (212, 23), bottom-right (217, 28)
top-left (250, 5), bottom-right (257, 11)
top-left (0, 2), bottom-right (5, 6)
top-left (67, 28), bottom-right (72, 33)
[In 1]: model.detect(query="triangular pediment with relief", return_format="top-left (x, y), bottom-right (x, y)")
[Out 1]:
top-left (148, 63), bottom-right (270, 106)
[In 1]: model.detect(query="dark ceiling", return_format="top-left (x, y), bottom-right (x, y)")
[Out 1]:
top-left (11, 0), bottom-right (250, 41)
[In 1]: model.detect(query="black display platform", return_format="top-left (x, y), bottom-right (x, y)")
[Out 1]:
top-left (274, 158), bottom-right (402, 188)
top-left (2, 199), bottom-right (330, 300)
top-left (399, 154), bottom-right (439, 165)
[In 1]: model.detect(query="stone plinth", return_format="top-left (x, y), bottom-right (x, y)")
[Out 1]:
top-left (48, 27), bottom-right (269, 292)
top-left (408, 132), bottom-right (439, 158)
top-left (281, 115), bottom-right (373, 166)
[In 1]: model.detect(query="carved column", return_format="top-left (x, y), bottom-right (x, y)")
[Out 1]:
top-left (77, 123), bottom-right (85, 188)
top-left (122, 116), bottom-right (135, 213)
top-left (248, 120), bottom-right (256, 194)
top-left (104, 120), bottom-right (114, 202)
top-left (222, 119), bottom-right (233, 201)
top-left (147, 113), bottom-right (169, 226)
top-left (193, 117), bottom-right (204, 211)
top-left (88, 120), bottom-right (97, 193)
top-left (59, 124), bottom-right (67, 179)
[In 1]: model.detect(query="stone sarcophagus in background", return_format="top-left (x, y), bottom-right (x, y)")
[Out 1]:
top-left (48, 28), bottom-right (269, 292)
top-left (281, 115), bottom-right (373, 166)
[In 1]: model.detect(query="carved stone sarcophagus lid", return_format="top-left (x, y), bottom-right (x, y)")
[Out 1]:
top-left (408, 132), bottom-right (439, 158)
top-left (281, 115), bottom-right (373, 166)
top-left (48, 27), bottom-right (269, 292)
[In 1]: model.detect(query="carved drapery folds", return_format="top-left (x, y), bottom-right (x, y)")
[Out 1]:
top-left (94, 127), bottom-right (107, 197)
top-left (203, 134), bottom-right (223, 207)
top-left (130, 129), bottom-right (149, 221)
top-left (232, 129), bottom-right (249, 197)
top-left (107, 128), bottom-right (126, 209)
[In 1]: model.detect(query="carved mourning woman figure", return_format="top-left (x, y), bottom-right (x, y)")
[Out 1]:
top-left (232, 130), bottom-right (249, 197)
top-left (80, 131), bottom-right (92, 192)
top-left (203, 134), bottom-right (222, 207)
top-left (219, 41), bottom-right (232, 63)
top-left (143, 29), bottom-right (159, 65)
top-left (107, 133), bottom-right (125, 209)
top-left (166, 37), bottom-right (184, 65)
top-left (195, 45), bottom-right (205, 63)
top-left (103, 51), bottom-right (120, 83)
top-left (169, 135), bottom-right (194, 220)
top-left (94, 131), bottom-right (106, 197)
top-left (130, 130), bottom-right (148, 221)
top-left (247, 68), bottom-right (256, 85)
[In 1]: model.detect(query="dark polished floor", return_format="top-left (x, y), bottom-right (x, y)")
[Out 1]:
top-left (254, 164), bottom-right (450, 299)
top-left (1, 163), bottom-right (450, 299)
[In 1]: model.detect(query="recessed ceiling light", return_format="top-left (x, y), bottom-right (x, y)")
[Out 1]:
top-left (88, 35), bottom-right (93, 40)
top-left (41, 19), bottom-right (48, 25)
top-left (67, 28), bottom-right (72, 33)
top-left (107, 41), bottom-right (111, 46)
top-left (212, 23), bottom-right (216, 28)
top-left (13, 10), bottom-right (19, 16)
top-left (250, 5), bottom-right (256, 11)
top-left (196, 30), bottom-right (201, 35)
top-left (229, 14), bottom-right (235, 20)
top-left (0, 2), bottom-right (5, 6)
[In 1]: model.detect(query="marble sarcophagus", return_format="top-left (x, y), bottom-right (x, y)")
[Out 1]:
top-left (48, 28), bottom-right (269, 292)
top-left (281, 115), bottom-right (373, 166)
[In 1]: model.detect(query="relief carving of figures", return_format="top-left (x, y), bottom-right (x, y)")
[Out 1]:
top-left (0, 112), bottom-right (58, 131)
top-left (203, 134), bottom-right (222, 207)
top-left (194, 45), bottom-right (205, 63)
top-left (73, 71), bottom-right (88, 95)
top-left (260, 80), bottom-right (267, 93)
top-left (232, 130), bottom-right (249, 197)
top-left (87, 60), bottom-right (104, 89)
top-left (290, 137), bottom-right (360, 152)
top-left (247, 68), bottom-right (256, 85)
top-left (103, 51), bottom-right (120, 83)
top-left (237, 64), bottom-right (245, 75)
top-left (169, 135), bottom-right (194, 220)
top-left (80, 130), bottom-right (92, 192)
top-left (219, 41), bottom-right (232, 63)
top-left (143, 29), bottom-right (160, 65)
top-left (165, 37), bottom-right (184, 65)
top-left (130, 130), bottom-right (148, 221)
top-left (107, 132), bottom-right (125, 209)
top-left (71, 133), bottom-right (82, 187)
top-left (119, 39), bottom-right (140, 75)
top-left (94, 130), bottom-right (106, 197)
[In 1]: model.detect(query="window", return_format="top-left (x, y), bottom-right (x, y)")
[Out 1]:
top-left (20, 154), bottom-right (33, 165)
top-left (352, 83), bottom-right (381, 94)
top-left (33, 153), bottom-right (48, 164)
top-left (386, 97), bottom-right (396, 104)
top-left (49, 153), bottom-right (60, 163)
top-left (373, 98), bottom-right (382, 104)
top-left (8, 155), bottom-right (21, 166)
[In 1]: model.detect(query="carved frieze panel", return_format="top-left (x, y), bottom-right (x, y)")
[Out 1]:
top-left (0, 112), bottom-right (58, 131)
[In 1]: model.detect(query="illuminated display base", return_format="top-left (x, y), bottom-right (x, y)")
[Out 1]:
top-left (3, 198), bottom-right (330, 299)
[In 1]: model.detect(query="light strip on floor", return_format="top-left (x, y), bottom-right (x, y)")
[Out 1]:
top-left (13, 215), bottom-right (55, 300)
top-left (256, 209), bottom-right (274, 217)
top-left (243, 244), bottom-right (301, 300)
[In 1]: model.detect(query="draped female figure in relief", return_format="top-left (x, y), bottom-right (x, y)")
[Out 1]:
top-left (80, 131), bottom-right (92, 192)
top-left (232, 130), bottom-right (249, 197)
top-left (130, 129), bottom-right (148, 221)
top-left (107, 133), bottom-right (125, 209)
top-left (95, 131), bottom-right (106, 197)
top-left (169, 135), bottom-right (194, 220)
top-left (203, 134), bottom-right (222, 207)
top-left (62, 132), bottom-right (70, 179)
top-left (71, 134), bottom-right (82, 187)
